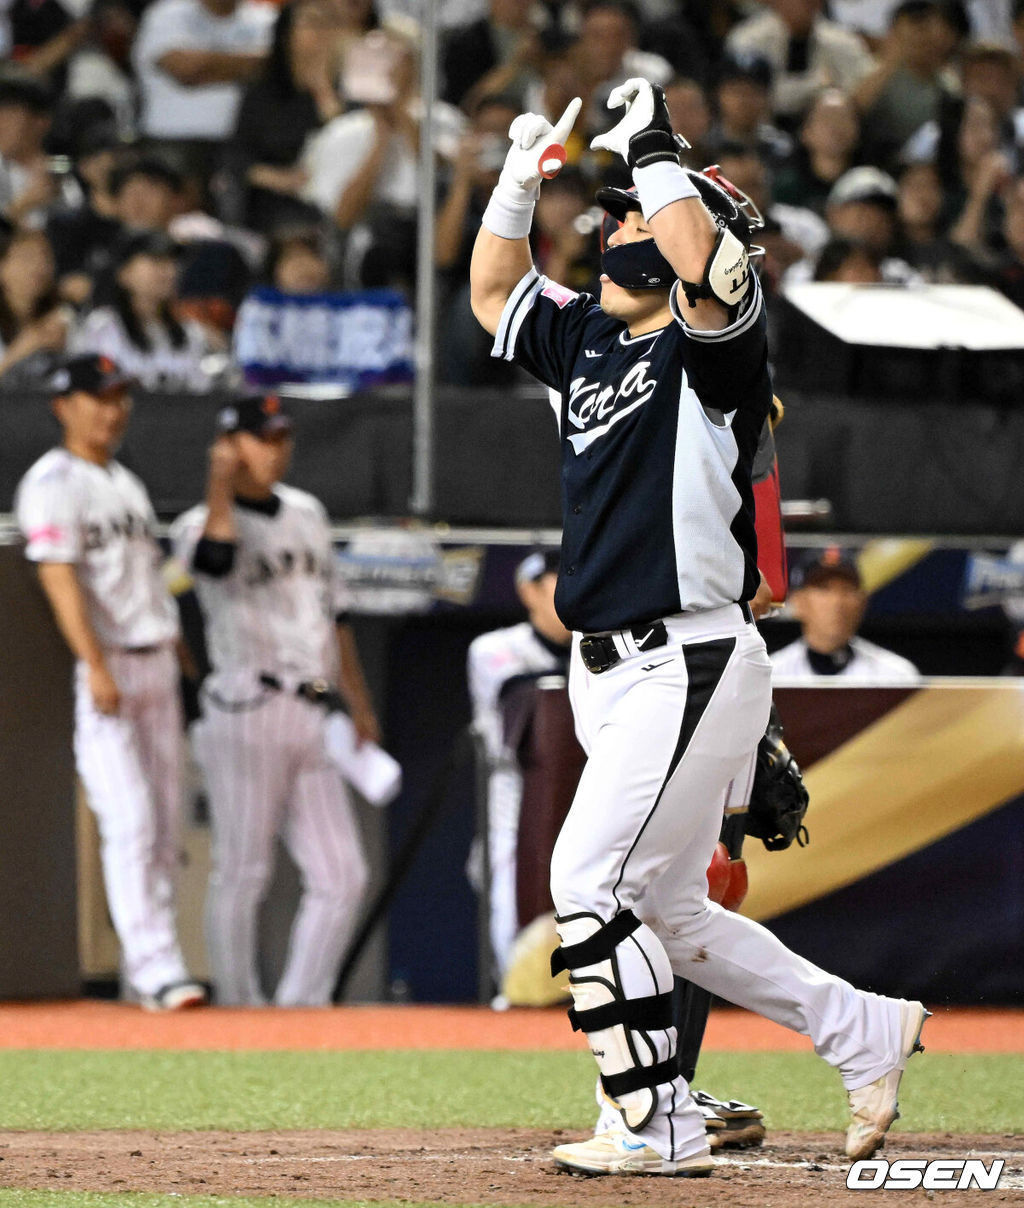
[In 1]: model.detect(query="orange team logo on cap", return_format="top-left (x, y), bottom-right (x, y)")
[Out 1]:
top-left (263, 394), bottom-right (280, 415)
top-left (821, 546), bottom-right (843, 566)
top-left (98, 355), bottom-right (115, 374)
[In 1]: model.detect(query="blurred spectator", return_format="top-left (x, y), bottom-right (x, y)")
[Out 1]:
top-left (0, 227), bottom-right (69, 379)
top-left (301, 23), bottom-right (465, 291)
top-left (442, 0), bottom-right (544, 112)
top-left (6, 0), bottom-right (88, 90)
top-left (1015, 0), bottom-right (1024, 59)
top-left (715, 144), bottom-right (829, 286)
top-left (63, 0), bottom-right (138, 135)
top-left (664, 77), bottom-right (713, 166)
top-left (264, 224), bottom-right (331, 293)
top-left (726, 0), bottom-right (873, 125)
top-left (786, 165), bottom-right (920, 281)
top-left (905, 43), bottom-right (1024, 178)
top-left (532, 164), bottom-right (599, 289)
top-left (436, 93), bottom-right (522, 386)
top-left (948, 97), bottom-right (1014, 254)
top-left (853, 0), bottom-right (964, 170)
top-left (132, 0), bottom-right (273, 177)
top-left (772, 87), bottom-right (862, 215)
top-left (45, 123), bottom-right (123, 304)
top-left (435, 93), bottom-right (518, 274)
top-left (812, 235), bottom-right (884, 281)
top-left (772, 551), bottom-right (920, 683)
top-left (109, 155), bottom-right (184, 233)
top-left (993, 176), bottom-right (1024, 307)
top-left (225, 0), bottom-right (344, 234)
top-left (894, 159), bottom-right (986, 281)
top-left (705, 51), bottom-right (793, 168)
top-left (572, 0), bottom-right (672, 140)
top-left (521, 37), bottom-right (592, 173)
top-left (71, 229), bottom-right (220, 390)
top-left (0, 72), bottom-right (56, 227)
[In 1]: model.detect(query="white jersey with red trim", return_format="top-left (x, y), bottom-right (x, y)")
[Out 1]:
top-left (15, 447), bottom-right (178, 649)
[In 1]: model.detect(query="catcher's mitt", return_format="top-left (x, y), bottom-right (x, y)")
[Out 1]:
top-left (745, 704), bottom-right (810, 851)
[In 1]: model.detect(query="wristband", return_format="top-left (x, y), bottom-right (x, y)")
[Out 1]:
top-left (482, 182), bottom-right (537, 240)
top-left (632, 161), bottom-right (700, 222)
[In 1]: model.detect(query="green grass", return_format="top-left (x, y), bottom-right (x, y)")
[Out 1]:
top-left (0, 1050), bottom-right (1019, 1135)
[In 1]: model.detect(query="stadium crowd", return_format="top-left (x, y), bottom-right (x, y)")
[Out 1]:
top-left (0, 0), bottom-right (1021, 391)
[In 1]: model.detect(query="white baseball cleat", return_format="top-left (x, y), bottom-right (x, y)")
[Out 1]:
top-left (143, 980), bottom-right (208, 1012)
top-left (845, 1000), bottom-right (930, 1161)
top-left (552, 1129), bottom-right (714, 1177)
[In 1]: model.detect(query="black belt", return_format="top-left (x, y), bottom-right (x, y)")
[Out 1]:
top-left (579, 603), bottom-right (754, 676)
top-left (259, 673), bottom-right (342, 710)
top-left (120, 644), bottom-right (164, 655)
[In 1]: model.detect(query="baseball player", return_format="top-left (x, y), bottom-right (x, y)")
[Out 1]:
top-left (469, 79), bottom-right (928, 1177)
top-left (467, 549), bottom-right (571, 982)
top-left (15, 353), bottom-right (206, 1012)
top-left (170, 394), bottom-right (379, 1007)
top-left (771, 550), bottom-right (921, 683)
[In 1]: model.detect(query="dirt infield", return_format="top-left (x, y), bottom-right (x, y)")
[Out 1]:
top-left (0, 1128), bottom-right (1021, 1206)
top-left (0, 1002), bottom-right (1021, 1052)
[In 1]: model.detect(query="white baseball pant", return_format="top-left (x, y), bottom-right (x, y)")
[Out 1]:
top-left (555, 603), bottom-right (909, 1161)
top-left (74, 645), bottom-right (192, 999)
top-left (193, 680), bottom-right (368, 1006)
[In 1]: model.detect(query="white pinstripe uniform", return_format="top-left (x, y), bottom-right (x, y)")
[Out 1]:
top-left (15, 448), bottom-right (194, 1000)
top-left (467, 621), bottom-right (567, 976)
top-left (171, 485), bottom-right (368, 1006)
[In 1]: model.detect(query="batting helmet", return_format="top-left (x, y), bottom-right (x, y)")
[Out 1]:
top-left (595, 166), bottom-right (764, 293)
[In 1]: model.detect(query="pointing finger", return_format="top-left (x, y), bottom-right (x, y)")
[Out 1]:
top-left (550, 96), bottom-right (582, 144)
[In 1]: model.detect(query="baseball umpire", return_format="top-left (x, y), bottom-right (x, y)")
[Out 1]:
top-left (469, 79), bottom-right (928, 1177)
top-left (15, 354), bottom-right (206, 1011)
top-left (171, 394), bottom-right (379, 1006)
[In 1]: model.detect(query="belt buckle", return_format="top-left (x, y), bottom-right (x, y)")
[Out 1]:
top-left (579, 636), bottom-right (615, 675)
top-left (299, 678), bottom-right (330, 703)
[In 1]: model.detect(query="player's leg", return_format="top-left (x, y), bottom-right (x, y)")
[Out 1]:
top-left (549, 625), bottom-right (771, 1171)
top-left (74, 654), bottom-right (192, 1001)
top-left (274, 705), bottom-right (368, 1006)
top-left (643, 732), bottom-right (925, 1161)
top-left (486, 764), bottom-right (524, 980)
top-left (193, 686), bottom-right (289, 1005)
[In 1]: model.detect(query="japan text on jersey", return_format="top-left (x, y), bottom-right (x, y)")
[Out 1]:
top-left (492, 270), bottom-right (773, 633)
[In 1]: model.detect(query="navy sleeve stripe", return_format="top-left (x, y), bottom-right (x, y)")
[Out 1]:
top-left (492, 268), bottom-right (544, 362)
top-left (670, 275), bottom-right (763, 343)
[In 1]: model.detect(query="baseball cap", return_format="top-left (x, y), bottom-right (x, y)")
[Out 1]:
top-left (718, 50), bottom-right (773, 91)
top-left (217, 393), bottom-right (293, 438)
top-left (50, 354), bottom-right (133, 398)
top-left (515, 549), bottom-right (560, 585)
top-left (789, 548), bottom-right (862, 591)
top-left (827, 166), bottom-right (899, 210)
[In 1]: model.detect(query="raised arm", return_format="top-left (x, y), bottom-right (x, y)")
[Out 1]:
top-left (592, 80), bottom-right (750, 332)
top-left (470, 98), bottom-right (581, 337)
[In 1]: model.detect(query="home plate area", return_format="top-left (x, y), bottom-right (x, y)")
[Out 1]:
top-left (1, 1128), bottom-right (1021, 1206)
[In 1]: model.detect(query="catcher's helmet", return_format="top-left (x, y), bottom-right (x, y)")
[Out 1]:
top-left (595, 166), bottom-right (764, 292)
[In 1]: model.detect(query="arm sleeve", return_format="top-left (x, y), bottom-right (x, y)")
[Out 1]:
top-left (15, 471), bottom-right (82, 563)
top-left (671, 272), bottom-right (772, 419)
top-left (192, 537), bottom-right (236, 577)
top-left (490, 267), bottom-right (598, 391)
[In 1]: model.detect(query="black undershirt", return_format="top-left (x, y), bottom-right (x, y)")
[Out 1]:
top-left (806, 644), bottom-right (854, 676)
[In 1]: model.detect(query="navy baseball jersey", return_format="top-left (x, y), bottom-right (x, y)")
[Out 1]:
top-left (492, 271), bottom-right (772, 633)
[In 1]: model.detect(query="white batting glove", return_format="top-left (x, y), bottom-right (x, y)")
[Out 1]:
top-left (482, 97), bottom-right (582, 240)
top-left (590, 77), bottom-right (687, 170)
